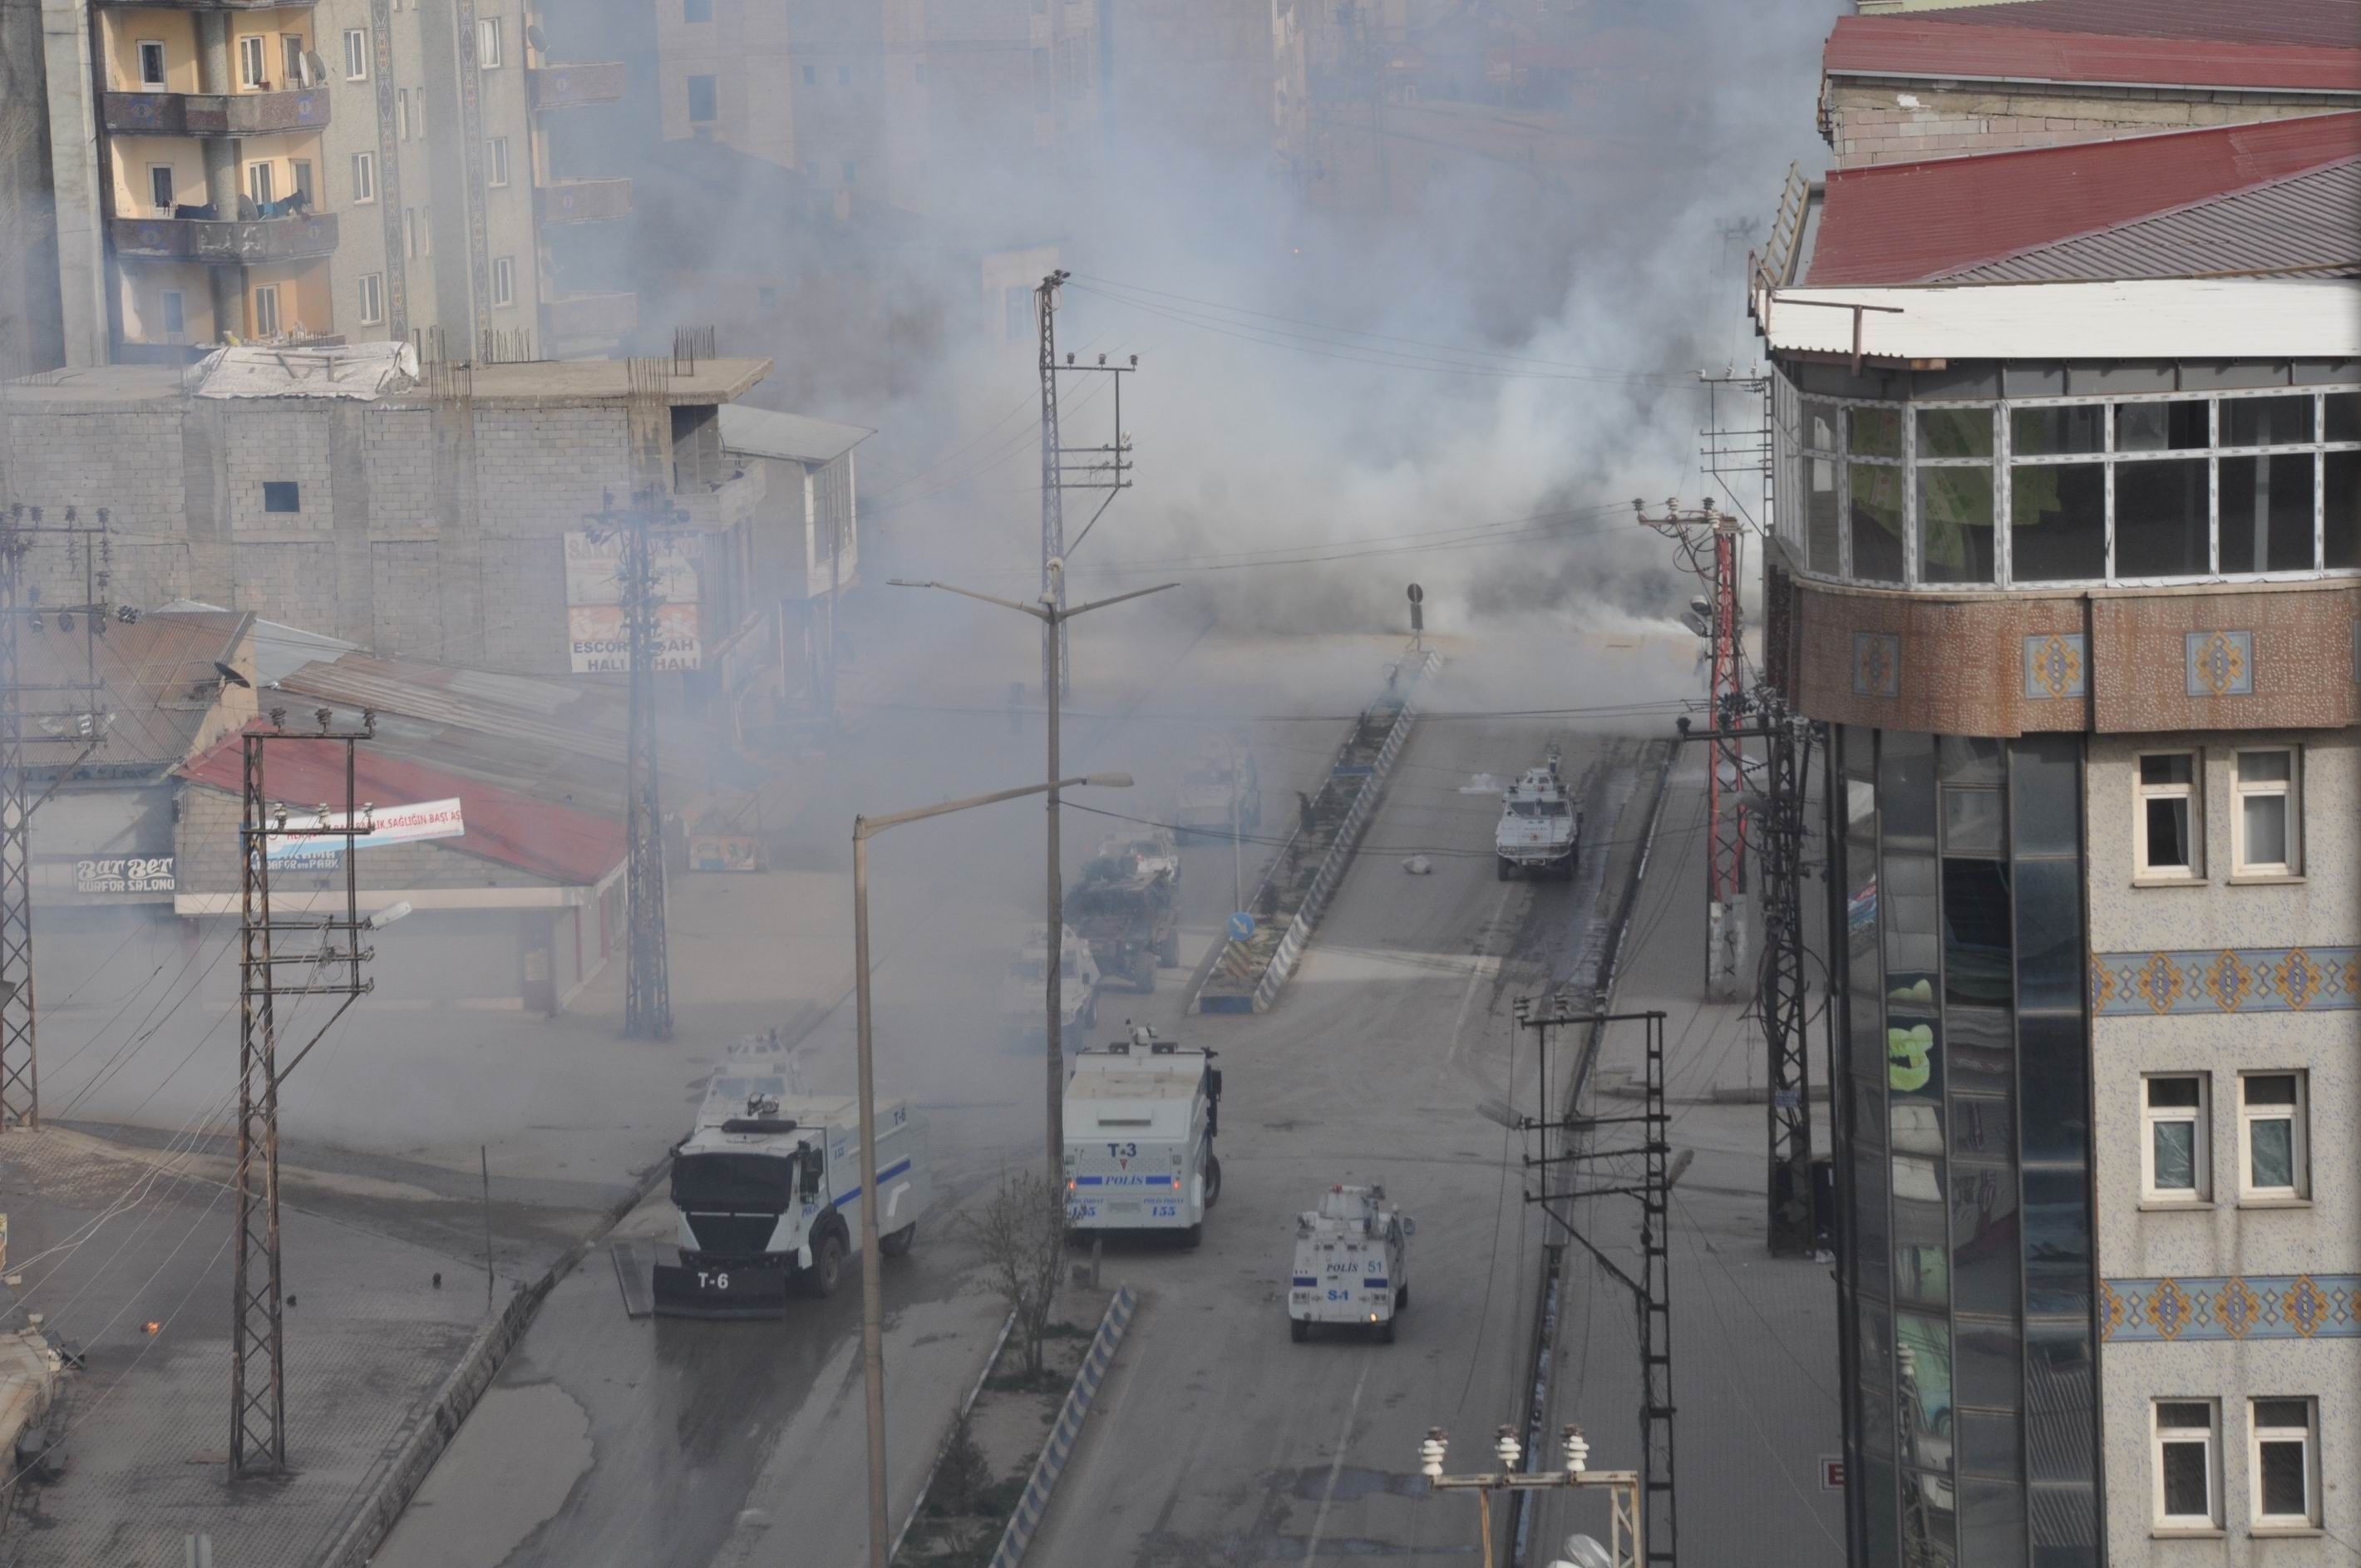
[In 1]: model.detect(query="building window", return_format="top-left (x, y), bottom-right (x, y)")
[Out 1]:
top-left (146, 165), bottom-right (175, 214)
top-left (1801, 397), bottom-right (1840, 575)
top-left (801, 63), bottom-right (815, 86)
top-left (2237, 1072), bottom-right (2307, 1200)
top-left (683, 0), bottom-right (711, 20)
top-left (2230, 747), bottom-right (2299, 875)
top-left (418, 208), bottom-right (431, 256)
top-left (137, 40), bottom-right (167, 87)
top-left (404, 207), bottom-right (417, 259)
top-left (397, 86), bottom-right (410, 140)
top-left (351, 150), bottom-right (376, 204)
top-left (247, 161), bottom-right (274, 207)
top-left (239, 35), bottom-right (268, 88)
top-left (2250, 1398), bottom-right (2319, 1528)
top-left (1916, 406), bottom-right (1996, 584)
top-left (2153, 1401), bottom-right (2219, 1530)
top-left (687, 73), bottom-right (717, 123)
top-left (2141, 1075), bottom-right (2207, 1201)
top-left (344, 28), bottom-right (367, 80)
top-left (841, 159), bottom-right (855, 185)
top-left (289, 159), bottom-right (313, 205)
top-left (358, 271), bottom-right (384, 325)
top-left (490, 255), bottom-right (514, 307)
top-left (478, 17), bottom-right (503, 67)
top-left (2133, 752), bottom-right (2201, 880)
top-left (251, 285), bottom-right (280, 336)
top-left (160, 289), bottom-right (185, 338)
top-left (283, 34), bottom-right (307, 87)
top-left (261, 480), bottom-right (298, 512)
top-left (487, 136), bottom-right (510, 186)
top-left (1032, 47), bottom-right (1051, 111)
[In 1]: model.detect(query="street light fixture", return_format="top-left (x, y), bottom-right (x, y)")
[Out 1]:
top-left (888, 570), bottom-right (1177, 1188)
top-left (848, 770), bottom-right (1131, 1568)
top-left (1421, 1423), bottom-right (1642, 1568)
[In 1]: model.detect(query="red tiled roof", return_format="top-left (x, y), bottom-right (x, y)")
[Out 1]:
top-left (1805, 112), bottom-right (2361, 286)
top-left (178, 722), bottom-right (625, 886)
top-left (1823, 13), bottom-right (2361, 93)
top-left (1927, 0), bottom-right (2361, 51)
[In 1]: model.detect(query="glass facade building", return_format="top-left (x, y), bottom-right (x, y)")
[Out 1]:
top-left (1834, 727), bottom-right (2102, 1566)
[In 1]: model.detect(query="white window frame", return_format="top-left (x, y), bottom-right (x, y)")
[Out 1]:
top-left (2140, 1073), bottom-right (2208, 1203)
top-left (403, 207), bottom-right (417, 259)
top-left (2133, 751), bottom-right (2202, 881)
top-left (251, 284), bottom-right (280, 337)
top-left (486, 136), bottom-right (510, 187)
top-left (357, 271), bottom-right (384, 326)
top-left (238, 34), bottom-right (268, 89)
top-left (343, 28), bottom-right (367, 81)
top-left (417, 208), bottom-right (431, 256)
top-left (145, 164), bottom-right (175, 214)
top-left (281, 33), bottom-right (305, 87)
top-left (2249, 1398), bottom-right (2319, 1530)
top-left (350, 150), bottom-right (376, 204)
top-left (477, 17), bottom-right (503, 67)
top-left (2230, 747), bottom-right (2300, 877)
top-left (490, 255), bottom-right (514, 308)
top-left (2152, 1399), bottom-right (2221, 1532)
top-left (136, 39), bottom-right (168, 87)
top-left (246, 160), bottom-right (274, 206)
top-left (2236, 1071), bottom-right (2309, 1201)
top-left (397, 86), bottom-right (409, 140)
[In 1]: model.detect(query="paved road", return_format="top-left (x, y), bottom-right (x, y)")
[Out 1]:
top-left (1025, 697), bottom-right (1639, 1566)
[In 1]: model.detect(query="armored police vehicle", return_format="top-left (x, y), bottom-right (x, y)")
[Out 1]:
top-left (1287, 1184), bottom-right (1414, 1342)
top-left (1001, 923), bottom-right (1102, 1036)
top-left (1494, 747), bottom-right (1580, 881)
top-left (1063, 1027), bottom-right (1222, 1245)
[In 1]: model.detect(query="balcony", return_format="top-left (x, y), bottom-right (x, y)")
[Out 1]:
top-left (535, 177), bottom-right (633, 225)
top-left (527, 62), bottom-right (626, 111)
top-left (103, 87), bottom-right (331, 137)
top-left (111, 211), bottom-right (338, 264)
top-left (546, 291), bottom-right (638, 349)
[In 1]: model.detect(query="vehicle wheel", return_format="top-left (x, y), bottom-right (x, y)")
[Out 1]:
top-left (880, 1221), bottom-right (916, 1258)
top-left (1378, 1315), bottom-right (1397, 1344)
top-left (1181, 1222), bottom-right (1203, 1250)
top-left (1496, 857), bottom-right (1513, 881)
top-left (1290, 1319), bottom-right (1309, 1344)
top-left (1396, 1283), bottom-right (1410, 1309)
top-left (1202, 1153), bottom-right (1223, 1209)
top-left (809, 1230), bottom-right (847, 1298)
top-left (1158, 932), bottom-right (1180, 967)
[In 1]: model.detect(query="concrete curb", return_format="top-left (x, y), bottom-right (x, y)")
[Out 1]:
top-left (984, 1284), bottom-right (1138, 1568)
top-left (1247, 650), bottom-right (1441, 1012)
top-left (887, 1307), bottom-right (1018, 1563)
top-left (313, 1156), bottom-right (673, 1568)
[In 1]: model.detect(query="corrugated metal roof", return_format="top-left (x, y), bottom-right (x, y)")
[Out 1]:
top-left (1925, 0), bottom-right (2361, 50)
top-left (717, 405), bottom-right (872, 466)
top-left (1944, 160), bottom-right (2361, 281)
top-left (1822, 13), bottom-right (2361, 91)
top-left (155, 601), bottom-right (358, 685)
top-left (17, 610), bottom-right (250, 773)
top-left (1762, 279), bottom-right (2361, 362)
top-left (179, 723), bottom-right (625, 886)
top-left (1807, 113), bottom-right (2361, 285)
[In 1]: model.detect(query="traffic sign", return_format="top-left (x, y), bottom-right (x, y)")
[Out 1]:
top-left (1226, 912), bottom-right (1255, 943)
top-left (1406, 583), bottom-right (1423, 604)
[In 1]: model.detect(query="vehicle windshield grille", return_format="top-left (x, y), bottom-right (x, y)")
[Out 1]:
top-left (673, 1152), bottom-right (792, 1211)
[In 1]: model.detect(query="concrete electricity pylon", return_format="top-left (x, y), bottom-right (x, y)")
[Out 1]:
top-left (232, 707), bottom-right (382, 1477)
top-left (0, 506), bottom-right (116, 1131)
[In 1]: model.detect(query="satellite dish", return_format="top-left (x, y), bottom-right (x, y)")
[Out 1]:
top-left (303, 50), bottom-right (328, 86)
top-left (526, 22), bottom-right (548, 53)
top-left (1564, 1536), bottom-right (1615, 1568)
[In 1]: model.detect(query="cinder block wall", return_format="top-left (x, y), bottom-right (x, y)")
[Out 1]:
top-left (1824, 81), bottom-right (2359, 168)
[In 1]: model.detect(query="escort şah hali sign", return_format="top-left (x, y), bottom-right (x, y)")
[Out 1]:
top-left (266, 798), bottom-right (466, 870)
top-left (562, 530), bottom-right (705, 673)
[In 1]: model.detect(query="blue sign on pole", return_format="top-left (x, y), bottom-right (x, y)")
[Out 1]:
top-left (1226, 912), bottom-right (1256, 943)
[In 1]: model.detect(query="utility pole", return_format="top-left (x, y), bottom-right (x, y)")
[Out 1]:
top-left (588, 486), bottom-right (688, 1041)
top-left (887, 575), bottom-right (1176, 1186)
top-left (1636, 500), bottom-right (1748, 999)
top-left (1752, 703), bottom-right (1817, 1258)
top-left (1521, 1004), bottom-right (1677, 1568)
top-left (0, 506), bottom-right (116, 1132)
top-left (232, 706), bottom-right (382, 1478)
top-left (1420, 1424), bottom-right (1643, 1568)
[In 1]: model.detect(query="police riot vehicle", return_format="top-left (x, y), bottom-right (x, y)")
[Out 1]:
top-left (1494, 746), bottom-right (1580, 881)
top-left (1001, 923), bottom-right (1102, 1036)
top-left (1287, 1184), bottom-right (1414, 1343)
top-left (1062, 1026), bottom-right (1222, 1245)
top-left (653, 1036), bottom-right (931, 1318)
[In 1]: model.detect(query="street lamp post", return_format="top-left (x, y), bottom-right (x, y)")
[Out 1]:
top-left (850, 770), bottom-right (1132, 1568)
top-left (1420, 1424), bottom-right (1643, 1568)
top-left (888, 568), bottom-right (1176, 1186)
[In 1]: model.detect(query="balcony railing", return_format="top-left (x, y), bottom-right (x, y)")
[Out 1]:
top-left (527, 62), bottom-right (626, 111)
top-left (535, 177), bottom-right (633, 225)
top-left (103, 87), bottom-right (331, 136)
top-left (111, 212), bottom-right (338, 264)
top-left (546, 291), bottom-right (638, 347)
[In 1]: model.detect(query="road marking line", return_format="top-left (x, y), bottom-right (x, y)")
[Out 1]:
top-left (1446, 886), bottom-right (1516, 1067)
top-left (1302, 1358), bottom-right (1371, 1568)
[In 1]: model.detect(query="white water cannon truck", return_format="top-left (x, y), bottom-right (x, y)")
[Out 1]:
top-left (653, 1038), bottom-right (931, 1319)
top-left (1287, 1184), bottom-right (1414, 1343)
top-left (1063, 1027), bottom-right (1223, 1245)
top-left (1494, 747), bottom-right (1580, 881)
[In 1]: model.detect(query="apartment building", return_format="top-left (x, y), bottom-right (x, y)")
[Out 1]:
top-left (40, 0), bottom-right (636, 363)
top-left (1753, 90), bottom-right (2360, 1568)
